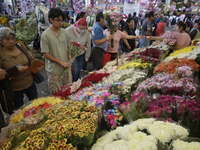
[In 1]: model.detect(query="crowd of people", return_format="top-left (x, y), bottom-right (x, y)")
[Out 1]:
top-left (1, 7), bottom-right (200, 130)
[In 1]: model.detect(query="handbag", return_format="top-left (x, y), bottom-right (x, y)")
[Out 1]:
top-left (16, 44), bottom-right (44, 84)
top-left (0, 79), bottom-right (14, 115)
top-left (102, 51), bottom-right (111, 68)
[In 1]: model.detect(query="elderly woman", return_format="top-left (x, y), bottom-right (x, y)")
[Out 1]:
top-left (66, 18), bottom-right (91, 82)
top-left (0, 27), bottom-right (43, 109)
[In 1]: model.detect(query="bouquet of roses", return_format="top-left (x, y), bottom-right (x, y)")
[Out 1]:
top-left (104, 8), bottom-right (121, 48)
top-left (161, 30), bottom-right (180, 46)
top-left (58, 41), bottom-right (85, 81)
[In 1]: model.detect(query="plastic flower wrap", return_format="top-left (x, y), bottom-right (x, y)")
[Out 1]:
top-left (91, 119), bottom-right (189, 150)
top-left (1, 100), bottom-right (99, 149)
top-left (154, 58), bottom-right (199, 74)
top-left (10, 97), bottom-right (63, 123)
top-left (104, 8), bottom-right (121, 48)
top-left (161, 30), bottom-right (180, 46)
top-left (58, 41), bottom-right (85, 81)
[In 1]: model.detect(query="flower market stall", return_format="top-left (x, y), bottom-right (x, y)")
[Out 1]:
top-left (1, 26), bottom-right (200, 149)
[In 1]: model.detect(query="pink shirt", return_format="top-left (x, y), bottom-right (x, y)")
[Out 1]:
top-left (105, 29), bottom-right (126, 53)
top-left (176, 32), bottom-right (191, 49)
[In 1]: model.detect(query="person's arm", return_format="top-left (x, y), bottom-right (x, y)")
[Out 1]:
top-left (85, 33), bottom-right (91, 62)
top-left (146, 21), bottom-right (152, 35)
top-left (41, 35), bottom-right (71, 68)
top-left (169, 45), bottom-right (182, 51)
top-left (123, 30), bottom-right (131, 50)
top-left (0, 69), bottom-right (7, 80)
top-left (94, 28), bottom-right (114, 45)
top-left (189, 29), bottom-right (197, 41)
top-left (149, 36), bottom-right (163, 41)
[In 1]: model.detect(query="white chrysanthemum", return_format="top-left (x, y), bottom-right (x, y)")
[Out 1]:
top-left (172, 125), bottom-right (189, 139)
top-left (145, 135), bottom-right (158, 144)
top-left (91, 144), bottom-right (103, 150)
top-left (112, 140), bottom-right (127, 149)
top-left (133, 132), bottom-right (147, 141)
top-left (106, 131), bottom-right (118, 140)
top-left (151, 129), bottom-right (172, 144)
top-left (113, 126), bottom-right (124, 136)
top-left (127, 141), bottom-right (142, 150)
top-left (121, 125), bottom-right (137, 141)
top-left (133, 118), bottom-right (155, 130)
top-left (159, 124), bottom-right (175, 137)
top-left (140, 140), bottom-right (158, 150)
top-left (187, 142), bottom-right (200, 150)
top-left (96, 138), bottom-right (113, 148)
top-left (104, 143), bottom-right (115, 150)
top-left (172, 139), bottom-right (188, 150)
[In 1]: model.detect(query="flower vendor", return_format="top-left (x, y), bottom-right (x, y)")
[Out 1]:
top-left (149, 21), bottom-right (191, 51)
top-left (41, 8), bottom-right (72, 93)
top-left (0, 27), bottom-right (43, 109)
top-left (91, 12), bottom-right (114, 70)
top-left (66, 18), bottom-right (91, 82)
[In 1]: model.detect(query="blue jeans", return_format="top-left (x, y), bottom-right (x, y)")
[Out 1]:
top-left (72, 53), bottom-right (85, 82)
top-left (139, 37), bottom-right (150, 48)
top-left (13, 82), bottom-right (38, 109)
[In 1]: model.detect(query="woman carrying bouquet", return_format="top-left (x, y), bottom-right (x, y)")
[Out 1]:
top-left (105, 25), bottom-right (143, 60)
top-left (66, 18), bottom-right (91, 82)
top-left (149, 21), bottom-right (191, 51)
top-left (0, 27), bottom-right (43, 109)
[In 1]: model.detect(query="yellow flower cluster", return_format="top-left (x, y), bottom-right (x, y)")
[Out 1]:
top-left (0, 17), bottom-right (8, 25)
top-left (2, 100), bottom-right (98, 150)
top-left (168, 46), bottom-right (197, 57)
top-left (117, 60), bottom-right (150, 71)
top-left (10, 97), bottom-right (63, 123)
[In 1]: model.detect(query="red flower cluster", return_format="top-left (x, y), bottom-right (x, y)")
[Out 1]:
top-left (83, 72), bottom-right (110, 83)
top-left (52, 80), bottom-right (93, 99)
top-left (71, 42), bottom-right (85, 51)
top-left (135, 48), bottom-right (168, 63)
top-left (24, 103), bottom-right (51, 117)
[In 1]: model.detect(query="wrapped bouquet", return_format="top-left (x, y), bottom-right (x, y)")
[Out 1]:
top-left (161, 30), bottom-right (180, 46)
top-left (104, 8), bottom-right (121, 48)
top-left (58, 41), bottom-right (85, 81)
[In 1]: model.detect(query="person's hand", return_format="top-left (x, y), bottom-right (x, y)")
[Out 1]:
top-left (18, 66), bottom-right (28, 73)
top-left (146, 36), bottom-right (152, 41)
top-left (85, 58), bottom-right (88, 62)
top-left (0, 69), bottom-right (7, 80)
top-left (36, 65), bottom-right (44, 72)
top-left (108, 35), bottom-right (114, 40)
top-left (127, 46), bottom-right (131, 50)
top-left (60, 61), bottom-right (71, 68)
top-left (138, 35), bottom-right (145, 39)
top-left (68, 55), bottom-right (71, 60)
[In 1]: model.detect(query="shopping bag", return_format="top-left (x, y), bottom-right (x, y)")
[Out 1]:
top-left (102, 51), bottom-right (111, 68)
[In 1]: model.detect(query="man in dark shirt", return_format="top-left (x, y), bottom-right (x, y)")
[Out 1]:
top-left (63, 7), bottom-right (70, 22)
top-left (189, 20), bottom-right (200, 40)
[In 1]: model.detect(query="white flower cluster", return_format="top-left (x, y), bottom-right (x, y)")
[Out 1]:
top-left (102, 68), bottom-right (147, 93)
top-left (172, 139), bottom-right (200, 150)
top-left (91, 118), bottom-right (190, 150)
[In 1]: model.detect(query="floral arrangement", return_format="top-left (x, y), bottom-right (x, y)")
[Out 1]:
top-left (136, 73), bottom-right (198, 95)
top-left (161, 30), bottom-right (180, 46)
top-left (91, 118), bottom-right (189, 150)
top-left (82, 72), bottom-right (110, 83)
top-left (135, 48), bottom-right (168, 64)
top-left (163, 45), bottom-right (197, 62)
top-left (104, 9), bottom-right (121, 48)
top-left (10, 97), bottom-right (63, 123)
top-left (172, 139), bottom-right (200, 150)
top-left (70, 85), bottom-right (120, 107)
top-left (117, 59), bottom-right (150, 71)
top-left (2, 100), bottom-right (99, 149)
top-left (0, 15), bottom-right (9, 27)
top-left (58, 41), bottom-right (85, 81)
top-left (154, 58), bottom-right (199, 74)
top-left (102, 68), bottom-right (147, 94)
top-left (178, 66), bottom-right (193, 78)
top-left (84, 5), bottom-right (102, 16)
top-left (53, 80), bottom-right (93, 99)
